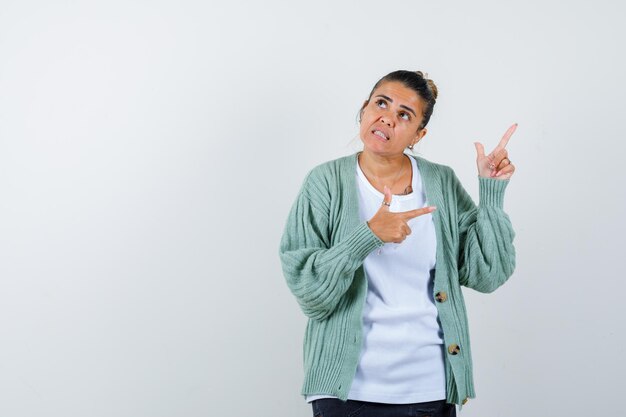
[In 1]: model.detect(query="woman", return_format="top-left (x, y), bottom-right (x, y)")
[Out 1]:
top-left (278, 70), bottom-right (517, 417)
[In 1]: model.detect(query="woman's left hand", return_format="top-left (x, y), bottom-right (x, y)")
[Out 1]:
top-left (474, 123), bottom-right (518, 180)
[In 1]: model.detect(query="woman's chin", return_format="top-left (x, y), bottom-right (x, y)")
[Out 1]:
top-left (361, 141), bottom-right (397, 156)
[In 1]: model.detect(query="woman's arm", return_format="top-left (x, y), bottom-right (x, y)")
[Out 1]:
top-left (454, 173), bottom-right (517, 293)
top-left (278, 180), bottom-right (383, 321)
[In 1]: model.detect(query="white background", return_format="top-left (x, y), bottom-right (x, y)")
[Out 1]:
top-left (1, 1), bottom-right (624, 416)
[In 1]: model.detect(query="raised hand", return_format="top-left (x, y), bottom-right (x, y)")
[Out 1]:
top-left (367, 185), bottom-right (437, 244)
top-left (474, 123), bottom-right (518, 180)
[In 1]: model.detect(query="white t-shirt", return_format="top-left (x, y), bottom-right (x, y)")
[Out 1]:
top-left (306, 153), bottom-right (446, 404)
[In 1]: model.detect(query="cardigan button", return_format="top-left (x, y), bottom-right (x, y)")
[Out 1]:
top-left (435, 291), bottom-right (448, 302)
top-left (447, 344), bottom-right (460, 355)
top-left (462, 397), bottom-right (469, 405)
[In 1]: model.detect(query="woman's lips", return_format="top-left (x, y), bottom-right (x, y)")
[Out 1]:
top-left (372, 129), bottom-right (389, 142)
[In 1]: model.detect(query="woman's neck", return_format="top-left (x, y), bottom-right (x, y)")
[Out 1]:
top-left (358, 150), bottom-right (408, 179)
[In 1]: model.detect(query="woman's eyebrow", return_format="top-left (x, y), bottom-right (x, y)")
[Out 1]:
top-left (375, 94), bottom-right (417, 117)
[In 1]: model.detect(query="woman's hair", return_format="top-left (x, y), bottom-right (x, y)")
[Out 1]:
top-left (358, 70), bottom-right (439, 132)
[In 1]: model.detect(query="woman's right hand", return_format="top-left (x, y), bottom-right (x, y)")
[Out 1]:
top-left (367, 185), bottom-right (437, 243)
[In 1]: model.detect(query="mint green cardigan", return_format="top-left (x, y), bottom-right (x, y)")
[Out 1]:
top-left (278, 151), bottom-right (516, 406)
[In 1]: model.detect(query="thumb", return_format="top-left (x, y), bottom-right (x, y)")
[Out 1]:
top-left (381, 185), bottom-right (393, 210)
top-left (474, 141), bottom-right (485, 158)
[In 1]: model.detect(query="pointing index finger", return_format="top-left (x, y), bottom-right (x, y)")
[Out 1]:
top-left (495, 123), bottom-right (518, 151)
top-left (400, 206), bottom-right (437, 219)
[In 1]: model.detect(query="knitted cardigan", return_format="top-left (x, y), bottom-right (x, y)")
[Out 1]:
top-left (278, 151), bottom-right (516, 406)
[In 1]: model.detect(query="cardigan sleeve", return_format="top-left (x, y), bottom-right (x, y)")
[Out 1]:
top-left (453, 171), bottom-right (517, 293)
top-left (278, 175), bottom-right (384, 321)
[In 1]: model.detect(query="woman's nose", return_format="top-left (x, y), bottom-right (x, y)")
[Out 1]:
top-left (380, 115), bottom-right (393, 127)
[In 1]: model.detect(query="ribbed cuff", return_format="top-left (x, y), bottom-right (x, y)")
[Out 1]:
top-left (344, 221), bottom-right (385, 261)
top-left (478, 176), bottom-right (509, 208)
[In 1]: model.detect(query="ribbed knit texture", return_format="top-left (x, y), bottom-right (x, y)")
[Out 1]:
top-left (278, 152), bottom-right (516, 406)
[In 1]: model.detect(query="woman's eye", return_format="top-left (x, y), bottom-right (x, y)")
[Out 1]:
top-left (376, 99), bottom-right (386, 108)
top-left (400, 112), bottom-right (410, 121)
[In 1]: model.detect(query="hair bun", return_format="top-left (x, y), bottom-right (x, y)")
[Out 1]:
top-left (426, 79), bottom-right (438, 100)
top-left (413, 71), bottom-right (437, 99)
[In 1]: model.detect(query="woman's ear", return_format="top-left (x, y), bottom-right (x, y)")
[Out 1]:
top-left (415, 128), bottom-right (427, 142)
top-left (359, 100), bottom-right (368, 121)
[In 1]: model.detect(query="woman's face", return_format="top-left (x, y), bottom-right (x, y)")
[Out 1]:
top-left (359, 81), bottom-right (427, 157)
